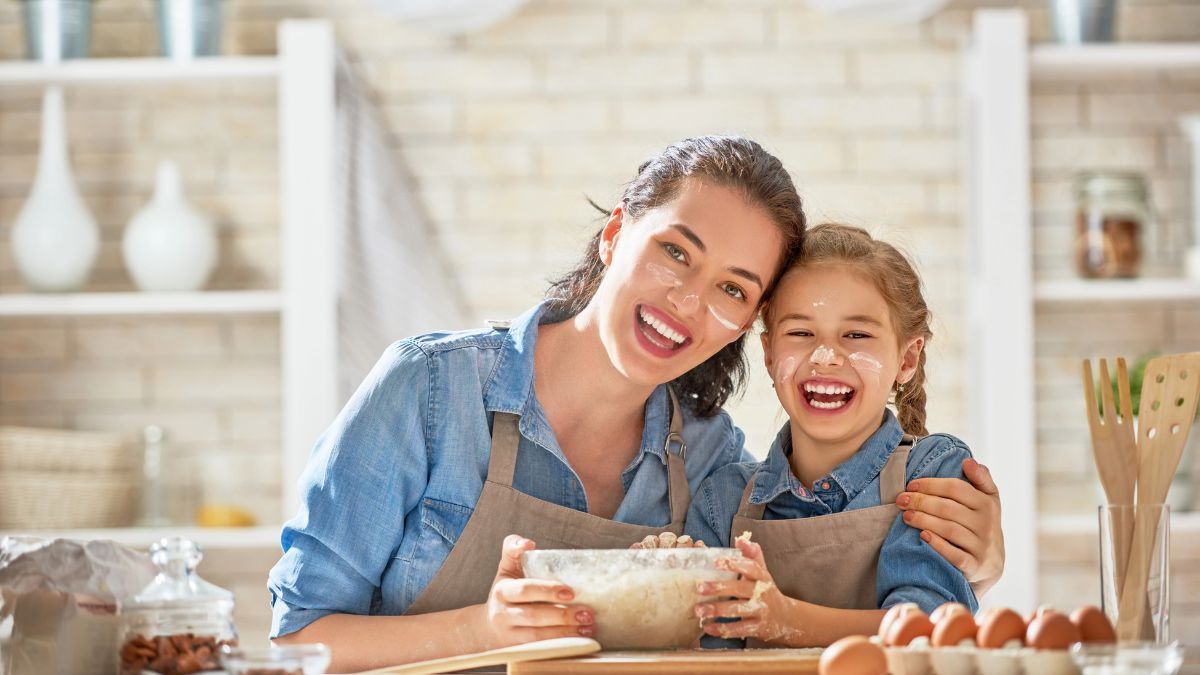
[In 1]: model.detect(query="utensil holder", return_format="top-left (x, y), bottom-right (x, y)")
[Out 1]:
top-left (1100, 504), bottom-right (1170, 642)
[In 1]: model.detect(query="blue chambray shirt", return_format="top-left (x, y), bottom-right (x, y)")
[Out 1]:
top-left (268, 302), bottom-right (752, 638)
top-left (686, 409), bottom-right (978, 616)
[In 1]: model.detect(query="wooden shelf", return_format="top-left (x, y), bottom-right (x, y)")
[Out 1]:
top-left (1031, 43), bottom-right (1200, 79)
top-left (1034, 278), bottom-right (1200, 303)
top-left (0, 525), bottom-right (281, 550)
top-left (0, 290), bottom-right (283, 316)
top-left (0, 56), bottom-right (279, 86)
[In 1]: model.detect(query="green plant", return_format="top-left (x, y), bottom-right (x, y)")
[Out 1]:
top-left (1098, 352), bottom-right (1200, 421)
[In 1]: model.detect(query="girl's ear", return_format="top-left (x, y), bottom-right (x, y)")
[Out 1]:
top-left (599, 203), bottom-right (626, 266)
top-left (760, 331), bottom-right (773, 374)
top-left (896, 336), bottom-right (925, 385)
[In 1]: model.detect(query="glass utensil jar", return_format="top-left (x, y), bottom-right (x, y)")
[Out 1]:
top-left (117, 537), bottom-right (237, 674)
top-left (1074, 172), bottom-right (1148, 278)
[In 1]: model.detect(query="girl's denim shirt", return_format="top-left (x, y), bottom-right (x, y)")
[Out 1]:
top-left (686, 410), bottom-right (978, 615)
top-left (268, 302), bottom-right (751, 638)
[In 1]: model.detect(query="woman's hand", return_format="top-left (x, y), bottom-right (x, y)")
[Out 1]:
top-left (897, 458), bottom-right (1005, 597)
top-left (481, 534), bottom-right (596, 649)
top-left (692, 539), bottom-right (803, 645)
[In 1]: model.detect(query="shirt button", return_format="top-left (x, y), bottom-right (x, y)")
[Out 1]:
top-left (821, 482), bottom-right (831, 490)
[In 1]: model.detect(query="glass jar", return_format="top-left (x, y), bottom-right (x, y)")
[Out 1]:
top-left (1074, 172), bottom-right (1149, 278)
top-left (116, 537), bottom-right (237, 675)
top-left (221, 644), bottom-right (332, 675)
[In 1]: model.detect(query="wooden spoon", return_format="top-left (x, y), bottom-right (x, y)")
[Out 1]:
top-left (354, 637), bottom-right (601, 675)
top-left (1116, 352), bottom-right (1200, 639)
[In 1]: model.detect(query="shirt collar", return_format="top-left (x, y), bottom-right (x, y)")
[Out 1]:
top-left (750, 409), bottom-right (904, 505)
top-left (482, 302), bottom-right (547, 415)
top-left (482, 302), bottom-right (675, 468)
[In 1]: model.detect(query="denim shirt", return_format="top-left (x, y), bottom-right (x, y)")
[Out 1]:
top-left (268, 302), bottom-right (751, 638)
top-left (686, 410), bottom-right (978, 615)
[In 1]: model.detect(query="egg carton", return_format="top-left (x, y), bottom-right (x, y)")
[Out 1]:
top-left (881, 641), bottom-right (1079, 675)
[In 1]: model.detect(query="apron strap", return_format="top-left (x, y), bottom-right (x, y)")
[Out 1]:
top-left (664, 387), bottom-right (689, 525)
top-left (734, 473), bottom-right (765, 520)
top-left (485, 412), bottom-right (522, 487)
top-left (878, 435), bottom-right (916, 504)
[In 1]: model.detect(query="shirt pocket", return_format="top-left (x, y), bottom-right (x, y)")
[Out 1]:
top-left (399, 497), bottom-right (474, 604)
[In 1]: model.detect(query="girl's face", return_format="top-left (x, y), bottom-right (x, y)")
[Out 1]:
top-left (590, 179), bottom-right (784, 388)
top-left (761, 264), bottom-right (923, 447)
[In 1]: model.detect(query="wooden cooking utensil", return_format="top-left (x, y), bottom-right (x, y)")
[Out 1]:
top-left (1116, 352), bottom-right (1200, 639)
top-left (1082, 358), bottom-right (1139, 597)
top-left (355, 637), bottom-right (601, 675)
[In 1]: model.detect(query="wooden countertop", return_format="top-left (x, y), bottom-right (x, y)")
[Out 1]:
top-left (510, 648), bottom-right (823, 674)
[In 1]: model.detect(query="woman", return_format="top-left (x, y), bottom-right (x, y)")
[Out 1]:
top-left (269, 136), bottom-right (1003, 671)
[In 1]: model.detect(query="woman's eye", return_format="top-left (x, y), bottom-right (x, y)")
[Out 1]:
top-left (663, 242), bottom-right (687, 263)
top-left (721, 283), bottom-right (746, 302)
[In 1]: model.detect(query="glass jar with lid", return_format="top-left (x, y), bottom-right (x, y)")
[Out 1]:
top-left (117, 537), bottom-right (237, 674)
top-left (1074, 172), bottom-right (1149, 278)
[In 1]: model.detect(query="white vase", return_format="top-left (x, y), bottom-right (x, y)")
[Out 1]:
top-left (10, 85), bottom-right (99, 292)
top-left (122, 160), bottom-right (217, 292)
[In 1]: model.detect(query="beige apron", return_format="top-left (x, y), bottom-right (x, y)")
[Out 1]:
top-left (729, 436), bottom-right (914, 612)
top-left (404, 390), bottom-right (690, 615)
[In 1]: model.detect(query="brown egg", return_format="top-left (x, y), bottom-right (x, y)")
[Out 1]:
top-left (887, 610), bottom-right (935, 647)
top-left (930, 602), bottom-right (970, 625)
top-left (976, 607), bottom-right (1026, 648)
top-left (1070, 606), bottom-right (1116, 644)
top-left (878, 602), bottom-right (920, 640)
top-left (1026, 610), bottom-right (1082, 650)
top-left (932, 609), bottom-right (978, 647)
top-left (820, 635), bottom-right (888, 675)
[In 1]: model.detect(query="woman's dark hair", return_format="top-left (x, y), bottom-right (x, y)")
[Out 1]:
top-left (543, 136), bottom-right (807, 416)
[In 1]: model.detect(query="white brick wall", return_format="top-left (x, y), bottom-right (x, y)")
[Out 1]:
top-left (1, 0), bottom-right (1199, 644)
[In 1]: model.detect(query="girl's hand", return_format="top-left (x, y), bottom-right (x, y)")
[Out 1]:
top-left (630, 532), bottom-right (706, 549)
top-left (693, 538), bottom-right (803, 644)
top-left (897, 458), bottom-right (1005, 597)
top-left (482, 534), bottom-right (596, 649)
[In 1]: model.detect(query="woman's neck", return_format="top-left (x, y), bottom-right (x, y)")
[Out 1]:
top-left (787, 419), bottom-right (879, 489)
top-left (533, 312), bottom-right (655, 442)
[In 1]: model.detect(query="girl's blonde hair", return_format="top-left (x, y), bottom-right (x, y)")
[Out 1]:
top-left (765, 223), bottom-right (933, 436)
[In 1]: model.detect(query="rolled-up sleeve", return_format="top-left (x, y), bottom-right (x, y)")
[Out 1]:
top-left (876, 436), bottom-right (978, 614)
top-left (269, 339), bottom-right (432, 638)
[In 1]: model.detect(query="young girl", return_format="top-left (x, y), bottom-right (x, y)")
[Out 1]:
top-left (685, 223), bottom-right (977, 647)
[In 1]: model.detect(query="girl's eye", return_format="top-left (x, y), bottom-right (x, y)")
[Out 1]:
top-left (663, 242), bottom-right (687, 263)
top-left (721, 283), bottom-right (747, 302)
top-left (846, 332), bottom-right (873, 340)
top-left (785, 329), bottom-right (813, 338)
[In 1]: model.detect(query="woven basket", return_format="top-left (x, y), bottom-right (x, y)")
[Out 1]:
top-left (0, 471), bottom-right (140, 529)
top-left (0, 426), bottom-right (134, 473)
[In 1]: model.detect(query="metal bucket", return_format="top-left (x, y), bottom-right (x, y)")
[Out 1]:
top-left (155, 0), bottom-right (224, 58)
top-left (1049, 0), bottom-right (1117, 43)
top-left (20, 0), bottom-right (94, 61)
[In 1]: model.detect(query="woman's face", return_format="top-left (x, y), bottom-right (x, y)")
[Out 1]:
top-left (761, 264), bottom-right (923, 447)
top-left (590, 179), bottom-right (784, 388)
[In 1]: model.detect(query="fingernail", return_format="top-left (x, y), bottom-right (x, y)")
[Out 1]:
top-left (697, 583), bottom-right (711, 594)
top-left (695, 605), bottom-right (711, 618)
top-left (557, 589), bottom-right (574, 601)
top-left (579, 626), bottom-right (595, 637)
top-left (907, 480), bottom-right (918, 491)
top-left (903, 511), bottom-right (914, 523)
top-left (896, 494), bottom-right (910, 507)
top-left (920, 530), bottom-right (932, 543)
top-left (576, 610), bottom-right (593, 624)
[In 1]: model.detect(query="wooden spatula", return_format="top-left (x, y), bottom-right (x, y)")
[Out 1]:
top-left (354, 637), bottom-right (601, 675)
top-left (1082, 358), bottom-right (1139, 597)
top-left (1116, 352), bottom-right (1200, 639)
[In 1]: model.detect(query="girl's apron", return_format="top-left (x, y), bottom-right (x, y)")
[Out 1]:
top-left (728, 437), bottom-right (914, 612)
